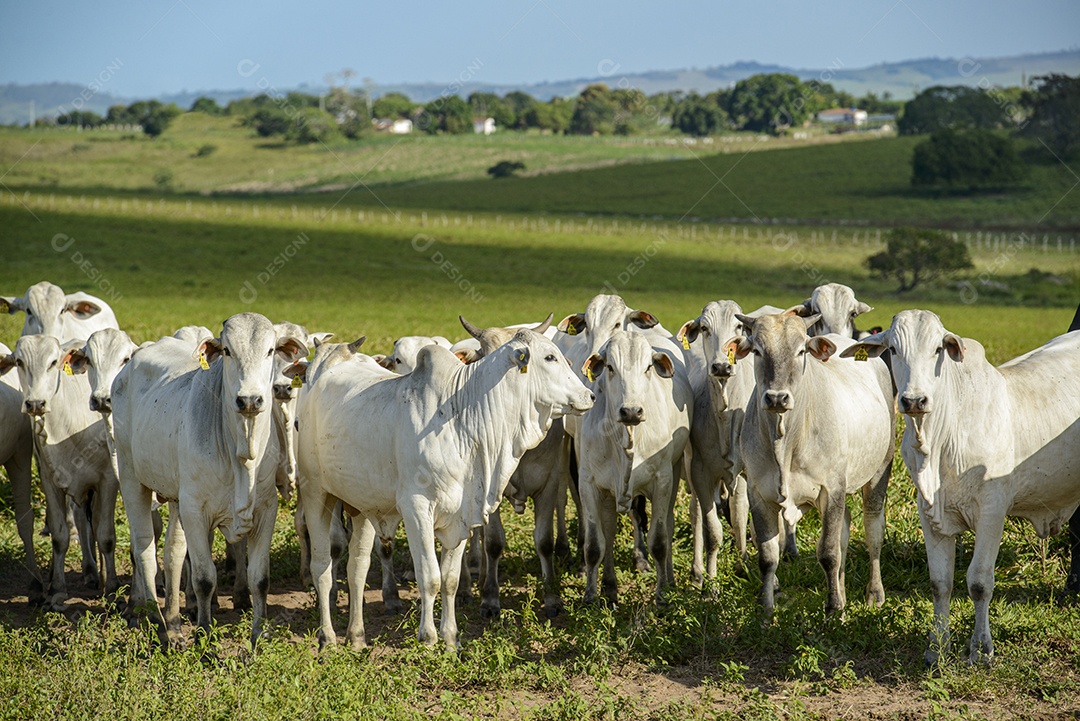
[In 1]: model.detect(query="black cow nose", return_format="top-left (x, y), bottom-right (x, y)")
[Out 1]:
top-left (763, 390), bottom-right (792, 412)
top-left (23, 399), bottom-right (46, 416)
top-left (89, 396), bottom-right (112, 413)
top-left (618, 406), bottom-right (644, 425)
top-left (588, 392), bottom-right (596, 402)
top-left (272, 384), bottom-right (293, 401)
top-left (900, 394), bottom-right (929, 414)
top-left (710, 362), bottom-right (733, 378)
top-left (236, 395), bottom-right (265, 413)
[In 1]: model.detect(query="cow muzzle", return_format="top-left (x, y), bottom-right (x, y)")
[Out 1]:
top-left (89, 395), bottom-right (112, 413)
top-left (22, 399), bottom-right (46, 417)
top-left (762, 390), bottom-right (792, 413)
top-left (235, 395), bottom-right (265, 415)
top-left (709, 362), bottom-right (733, 379)
top-left (272, 384), bottom-right (294, 402)
top-left (618, 406), bottom-right (645, 425)
top-left (899, 393), bottom-right (930, 416)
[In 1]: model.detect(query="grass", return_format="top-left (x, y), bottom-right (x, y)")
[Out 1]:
top-left (0, 178), bottom-right (1078, 718)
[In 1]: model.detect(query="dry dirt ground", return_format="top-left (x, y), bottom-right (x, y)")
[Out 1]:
top-left (2, 557), bottom-right (1078, 721)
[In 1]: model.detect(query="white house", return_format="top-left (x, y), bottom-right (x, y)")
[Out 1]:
top-left (473, 117), bottom-right (496, 135)
top-left (373, 118), bottom-right (413, 134)
top-left (816, 108), bottom-right (868, 126)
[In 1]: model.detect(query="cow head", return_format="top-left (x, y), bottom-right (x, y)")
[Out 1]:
top-left (2, 281), bottom-right (106, 339)
top-left (507, 330), bottom-right (593, 417)
top-left (678, 300), bottom-right (750, 381)
top-left (582, 329), bottom-right (673, 426)
top-left (458, 313), bottom-right (554, 361)
top-left (789, 283), bottom-right (872, 340)
top-left (65, 328), bottom-right (139, 415)
top-left (378, 336), bottom-right (451, 374)
top-left (269, 321), bottom-right (332, 400)
top-left (0, 334), bottom-right (85, 417)
top-left (728, 313), bottom-right (835, 416)
top-left (839, 309), bottom-right (964, 417)
top-left (557, 294), bottom-right (660, 373)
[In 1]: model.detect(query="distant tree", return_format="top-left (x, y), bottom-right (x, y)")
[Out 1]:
top-left (468, 92), bottom-right (515, 129)
top-left (1022, 74), bottom-right (1080, 158)
top-left (105, 104), bottom-right (131, 125)
top-left (371, 92), bottom-right (414, 119)
top-left (866, 227), bottom-right (973, 292)
top-left (504, 91), bottom-right (538, 129)
top-left (911, 129), bottom-right (1027, 190)
top-left (897, 86), bottom-right (1008, 135)
top-left (325, 87), bottom-right (370, 139)
top-left (189, 96), bottom-right (223, 115)
top-left (249, 107), bottom-right (291, 137)
top-left (487, 160), bottom-right (525, 178)
top-left (285, 108), bottom-right (340, 144)
top-left (524, 98), bottom-right (572, 133)
top-left (672, 93), bottom-right (727, 135)
top-left (857, 92), bottom-right (903, 115)
top-left (422, 95), bottom-right (471, 134)
top-left (726, 73), bottom-right (815, 134)
top-left (56, 110), bottom-right (103, 128)
top-left (570, 83), bottom-right (617, 135)
top-left (110, 100), bottom-right (182, 137)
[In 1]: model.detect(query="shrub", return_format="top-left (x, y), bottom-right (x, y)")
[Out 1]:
top-left (866, 226), bottom-right (973, 292)
top-left (911, 129), bottom-right (1027, 191)
top-left (488, 161), bottom-right (526, 178)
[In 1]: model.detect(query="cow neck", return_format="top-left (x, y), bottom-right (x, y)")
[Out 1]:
top-left (764, 354), bottom-right (819, 526)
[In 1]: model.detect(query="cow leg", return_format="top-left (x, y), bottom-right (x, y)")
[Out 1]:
top-left (568, 439), bottom-right (585, 574)
top-left (126, 483), bottom-right (165, 639)
top-left (648, 468), bottom-right (678, 604)
top-left (344, 517), bottom-right (376, 650)
top-left (401, 499), bottom-right (441, 645)
top-left (688, 453), bottom-right (722, 587)
top-left (781, 516), bottom-right (799, 560)
top-left (91, 479), bottom-right (119, 597)
top-left (532, 474), bottom-right (563, 617)
top-left (729, 473), bottom-right (751, 577)
top-left (162, 503), bottom-right (188, 641)
top-left (580, 478), bottom-right (605, 605)
top-left (377, 533), bottom-right (403, 614)
top-left (228, 539), bottom-right (251, 611)
top-left (456, 528), bottom-right (479, 606)
top-left (152, 506), bottom-right (165, 595)
top-left (967, 511), bottom-right (1005, 665)
top-left (479, 509), bottom-right (505, 619)
top-left (439, 537), bottom-right (467, 650)
top-left (631, 495), bottom-right (651, 573)
top-left (750, 492), bottom-right (781, 617)
top-left (5, 452), bottom-right (42, 603)
top-left (246, 501), bottom-right (277, 647)
top-left (182, 511), bottom-right (216, 641)
top-left (76, 494), bottom-right (98, 589)
top-left (862, 466), bottom-right (889, 607)
top-left (920, 512), bottom-right (957, 667)
top-left (305, 488), bottom-right (340, 649)
top-left (1067, 507), bottom-right (1080, 595)
top-left (599, 492), bottom-right (619, 605)
top-left (553, 437), bottom-right (571, 564)
top-left (295, 493), bottom-right (312, 588)
top-left (328, 507), bottom-right (349, 610)
top-left (42, 482), bottom-right (70, 609)
top-left (817, 488), bottom-right (848, 616)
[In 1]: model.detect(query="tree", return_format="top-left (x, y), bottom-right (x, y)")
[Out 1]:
top-left (569, 83), bottom-right (617, 135)
top-left (56, 110), bottom-right (103, 128)
top-left (1022, 74), bottom-right (1080, 158)
top-left (249, 106), bottom-right (291, 137)
top-left (672, 93), bottom-right (727, 135)
top-left (488, 160), bottom-right (525, 178)
top-left (911, 129), bottom-right (1027, 190)
top-left (897, 86), bottom-right (1008, 135)
top-left (421, 95), bottom-right (471, 134)
top-left (324, 87), bottom-right (370, 139)
top-left (468, 92), bottom-right (515, 129)
top-left (726, 73), bottom-right (816, 134)
top-left (866, 227), bottom-right (973, 292)
top-left (189, 96), bottom-right (223, 115)
top-left (524, 98), bottom-right (572, 133)
top-left (371, 92), bottom-right (414, 119)
top-left (285, 108), bottom-right (339, 144)
top-left (504, 91), bottom-right (537, 129)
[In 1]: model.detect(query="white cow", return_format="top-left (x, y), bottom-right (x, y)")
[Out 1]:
top-left (677, 302), bottom-right (789, 581)
top-left (375, 335), bottom-right (452, 374)
top-left (0, 342), bottom-right (38, 600)
top-left (791, 283), bottom-right (878, 340)
top-left (298, 330), bottom-right (593, 650)
top-left (0, 335), bottom-right (121, 607)
top-left (733, 312), bottom-right (893, 618)
top-left (577, 329), bottom-right (693, 604)
top-left (112, 312), bottom-right (308, 646)
top-left (2, 281), bottom-right (119, 340)
top-left (841, 310), bottom-right (1080, 665)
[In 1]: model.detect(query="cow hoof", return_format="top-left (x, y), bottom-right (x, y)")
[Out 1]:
top-left (782, 547), bottom-right (799, 562)
top-left (633, 557), bottom-right (653, 574)
top-left (456, 591), bottom-right (471, 607)
top-left (346, 634), bottom-right (367, 651)
top-left (383, 598), bottom-right (405, 615)
top-left (479, 604), bottom-right (500, 620)
top-left (233, 594), bottom-right (252, 612)
top-left (84, 573), bottom-right (100, 591)
top-left (47, 593), bottom-right (69, 611)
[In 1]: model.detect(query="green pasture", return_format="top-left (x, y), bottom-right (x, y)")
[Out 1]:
top-left (0, 193), bottom-right (1079, 718)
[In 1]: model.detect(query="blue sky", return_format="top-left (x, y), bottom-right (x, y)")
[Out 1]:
top-left (1, 0), bottom-right (1077, 97)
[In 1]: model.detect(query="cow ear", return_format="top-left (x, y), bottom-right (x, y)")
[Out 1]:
top-left (309, 332), bottom-right (334, 348)
top-left (347, 336), bottom-right (367, 354)
top-left (195, 337), bottom-right (223, 364)
top-left (627, 310), bottom-right (659, 329)
top-left (1, 297), bottom-right (23, 315)
top-left (63, 347), bottom-right (91, 375)
top-left (557, 313), bottom-right (586, 336)
top-left (854, 301), bottom-right (873, 316)
top-left (943, 333), bottom-right (965, 362)
top-left (677, 319), bottom-right (700, 346)
top-left (0, 354), bottom-right (16, 376)
top-left (372, 354), bottom-right (395, 370)
top-left (838, 337), bottom-right (888, 360)
top-left (785, 301), bottom-right (815, 318)
top-left (806, 336), bottom-right (837, 362)
top-left (65, 297), bottom-right (103, 319)
top-left (282, 359), bottom-right (308, 380)
top-left (454, 348), bottom-right (482, 364)
top-left (723, 336), bottom-right (752, 361)
top-left (276, 336), bottom-right (309, 361)
top-left (651, 351), bottom-right (675, 378)
top-left (581, 353), bottom-right (606, 382)
top-left (511, 346), bottom-right (530, 373)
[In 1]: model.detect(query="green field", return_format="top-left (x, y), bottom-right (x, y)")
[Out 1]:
top-left (1, 190), bottom-right (1079, 719)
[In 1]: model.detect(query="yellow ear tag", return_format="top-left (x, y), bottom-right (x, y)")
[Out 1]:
top-left (63, 362), bottom-right (74, 376)
top-left (727, 347), bottom-right (736, 365)
top-left (566, 325), bottom-right (578, 336)
top-left (516, 350), bottom-right (528, 373)
top-left (585, 366), bottom-right (596, 383)
top-left (853, 347), bottom-right (869, 362)
top-left (198, 352), bottom-right (210, 371)
top-left (291, 374), bottom-right (303, 389)
top-left (681, 335), bottom-right (690, 350)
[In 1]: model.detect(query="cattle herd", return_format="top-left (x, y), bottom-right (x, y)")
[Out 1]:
top-left (1, 280), bottom-right (1079, 667)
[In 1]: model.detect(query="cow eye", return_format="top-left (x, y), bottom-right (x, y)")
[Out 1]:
top-left (221, 347), bottom-right (231, 357)
top-left (48, 360), bottom-right (57, 369)
top-left (701, 326), bottom-right (710, 336)
top-left (14, 359), bottom-right (23, 368)
top-left (121, 357), bottom-right (130, 365)
top-left (544, 354), bottom-right (556, 362)
top-left (267, 348), bottom-right (274, 357)
top-left (934, 346), bottom-right (943, 356)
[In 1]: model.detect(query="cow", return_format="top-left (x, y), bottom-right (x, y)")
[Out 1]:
top-left (789, 283), bottom-right (880, 340)
top-left (456, 314), bottom-right (571, 618)
top-left (0, 335), bottom-right (121, 608)
top-left (375, 335), bottom-right (452, 374)
top-left (841, 310), bottom-right (1080, 665)
top-left (732, 312), bottom-right (893, 619)
top-left (577, 329), bottom-right (693, 605)
top-left (2, 281), bottom-right (119, 340)
top-left (1067, 304), bottom-right (1080, 597)
top-left (677, 302), bottom-right (795, 582)
top-left (111, 312), bottom-right (308, 646)
top-left (0, 342), bottom-right (39, 601)
top-left (297, 330), bottom-right (593, 650)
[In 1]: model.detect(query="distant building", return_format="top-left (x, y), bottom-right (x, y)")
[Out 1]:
top-left (473, 116), bottom-right (496, 135)
top-left (373, 118), bottom-right (413, 134)
top-left (816, 108), bottom-right (868, 126)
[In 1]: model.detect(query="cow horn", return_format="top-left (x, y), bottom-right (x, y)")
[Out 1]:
top-left (531, 312), bottom-right (554, 335)
top-left (459, 315), bottom-right (485, 341)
